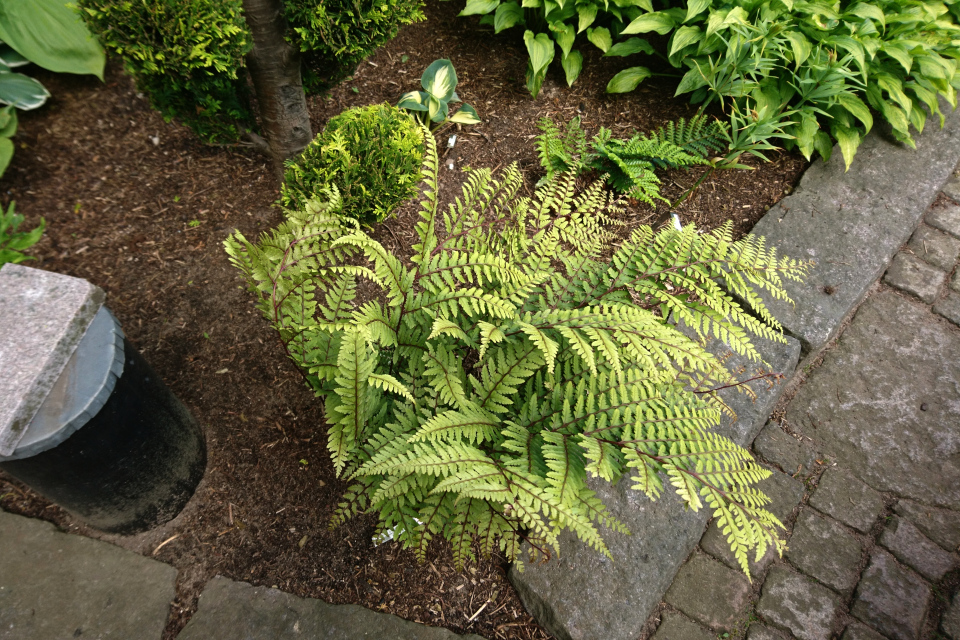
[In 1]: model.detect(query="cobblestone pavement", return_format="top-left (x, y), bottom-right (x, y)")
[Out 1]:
top-left (649, 181), bottom-right (960, 639)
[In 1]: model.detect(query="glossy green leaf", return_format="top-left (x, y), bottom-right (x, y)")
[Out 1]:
top-left (832, 124), bottom-right (861, 170)
top-left (847, 2), bottom-right (885, 27)
top-left (524, 30), bottom-right (555, 74)
top-left (605, 38), bottom-right (656, 57)
top-left (0, 0), bottom-right (104, 79)
top-left (0, 72), bottom-right (49, 110)
top-left (0, 105), bottom-right (17, 138)
top-left (586, 27), bottom-right (612, 52)
top-left (561, 50), bottom-right (583, 86)
top-left (0, 136), bottom-right (11, 178)
top-left (494, 2), bottom-right (523, 32)
top-left (397, 90), bottom-right (429, 111)
top-left (621, 11), bottom-right (676, 35)
top-left (460, 0), bottom-right (500, 15)
top-left (675, 64), bottom-right (708, 95)
top-left (552, 22), bottom-right (576, 57)
top-left (784, 32), bottom-right (812, 68)
top-left (449, 104), bottom-right (482, 124)
top-left (577, 3), bottom-right (598, 32)
top-left (836, 92), bottom-right (873, 131)
top-left (669, 25), bottom-right (702, 57)
top-left (881, 42), bottom-right (913, 73)
top-left (422, 59), bottom-right (458, 102)
top-left (0, 44), bottom-right (27, 68)
top-left (606, 66), bottom-right (651, 93)
top-left (685, 0), bottom-right (712, 22)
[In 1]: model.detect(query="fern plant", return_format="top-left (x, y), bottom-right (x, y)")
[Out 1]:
top-left (226, 127), bottom-right (808, 576)
top-left (536, 115), bottom-right (728, 206)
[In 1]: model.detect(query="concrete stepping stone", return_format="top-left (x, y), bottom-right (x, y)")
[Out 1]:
top-left (786, 290), bottom-right (960, 511)
top-left (756, 565), bottom-right (841, 640)
top-left (883, 252), bottom-right (946, 304)
top-left (879, 515), bottom-right (959, 581)
top-left (753, 422), bottom-right (818, 477)
top-left (808, 468), bottom-right (884, 533)
top-left (841, 621), bottom-right (888, 640)
top-left (0, 509), bottom-right (175, 640)
top-left (663, 553), bottom-right (752, 631)
top-left (894, 499), bottom-right (960, 551)
top-left (177, 575), bottom-right (484, 640)
top-left (750, 108), bottom-right (960, 354)
top-left (907, 225), bottom-right (960, 270)
top-left (650, 611), bottom-right (714, 640)
top-left (851, 548), bottom-right (930, 640)
top-left (786, 509), bottom-right (862, 592)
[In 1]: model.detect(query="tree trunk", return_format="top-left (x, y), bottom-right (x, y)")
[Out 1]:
top-left (241, 0), bottom-right (312, 178)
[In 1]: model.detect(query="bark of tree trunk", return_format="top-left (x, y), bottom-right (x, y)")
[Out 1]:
top-left (241, 0), bottom-right (312, 178)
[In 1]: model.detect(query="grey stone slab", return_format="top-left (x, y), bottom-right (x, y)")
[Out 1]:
top-left (842, 621), bottom-right (888, 640)
top-left (951, 269), bottom-right (960, 292)
top-left (786, 509), bottom-right (862, 592)
top-left (927, 201), bottom-right (960, 238)
top-left (907, 225), bottom-right (960, 270)
top-left (177, 576), bottom-right (482, 640)
top-left (786, 290), bottom-right (960, 510)
top-left (701, 466), bottom-right (803, 576)
top-left (942, 174), bottom-right (960, 203)
top-left (651, 611), bottom-right (715, 640)
top-left (747, 623), bottom-right (789, 640)
top-left (809, 468), bottom-right (885, 533)
top-left (879, 515), bottom-right (959, 581)
top-left (0, 509), bottom-right (175, 640)
top-left (894, 499), bottom-right (960, 551)
top-left (664, 553), bottom-right (752, 630)
top-left (0, 264), bottom-right (105, 456)
top-left (754, 422), bottom-right (818, 477)
top-left (851, 549), bottom-right (930, 640)
top-left (508, 334), bottom-right (800, 640)
top-left (883, 253), bottom-right (946, 304)
top-left (933, 291), bottom-right (960, 326)
top-left (943, 591), bottom-right (960, 639)
top-left (756, 565), bottom-right (841, 640)
top-left (749, 107), bottom-right (960, 354)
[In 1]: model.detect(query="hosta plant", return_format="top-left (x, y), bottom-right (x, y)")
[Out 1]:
top-left (0, 202), bottom-right (44, 266)
top-left (398, 59), bottom-right (481, 129)
top-left (226, 129), bottom-right (808, 575)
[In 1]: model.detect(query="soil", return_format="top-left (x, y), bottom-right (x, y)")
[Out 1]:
top-left (0, 2), bottom-right (808, 639)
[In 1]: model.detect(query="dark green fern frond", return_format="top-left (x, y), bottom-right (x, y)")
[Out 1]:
top-left (536, 115), bottom-right (589, 180)
top-left (647, 114), bottom-right (730, 160)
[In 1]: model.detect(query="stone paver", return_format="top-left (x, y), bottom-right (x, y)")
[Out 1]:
top-left (942, 591), bottom-right (960, 639)
top-left (650, 611), bottom-right (714, 640)
top-left (746, 623), bottom-right (788, 640)
top-left (926, 201), bottom-right (960, 237)
top-left (756, 565), bottom-right (840, 640)
top-left (894, 499), bottom-right (960, 551)
top-left (951, 269), bottom-right (960, 292)
top-left (809, 468), bottom-right (884, 533)
top-left (851, 549), bottom-right (930, 640)
top-left (883, 252), bottom-right (946, 303)
top-left (933, 291), bottom-right (960, 326)
top-left (941, 174), bottom-right (960, 204)
top-left (786, 509), bottom-right (862, 592)
top-left (842, 621), bottom-right (888, 640)
top-left (879, 515), bottom-right (959, 581)
top-left (177, 575), bottom-right (483, 640)
top-left (749, 107), bottom-right (960, 354)
top-left (664, 553), bottom-right (752, 630)
top-left (907, 225), bottom-right (960, 270)
top-left (786, 290), bottom-right (960, 510)
top-left (753, 422), bottom-right (818, 477)
top-left (701, 466), bottom-right (804, 574)
top-left (0, 509), bottom-right (175, 640)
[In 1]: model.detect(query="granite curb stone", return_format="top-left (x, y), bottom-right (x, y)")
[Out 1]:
top-left (883, 252), bottom-right (946, 304)
top-left (0, 509), bottom-right (175, 640)
top-left (750, 107), bottom-right (960, 354)
top-left (893, 500), bottom-right (960, 551)
top-left (851, 548), bottom-right (930, 640)
top-left (906, 225), bottom-right (960, 270)
top-left (664, 553), bottom-right (752, 630)
top-left (879, 515), bottom-right (959, 581)
top-left (177, 575), bottom-right (484, 640)
top-left (785, 509), bottom-right (862, 592)
top-left (809, 468), bottom-right (884, 533)
top-left (756, 565), bottom-right (841, 640)
top-left (650, 611), bottom-right (715, 640)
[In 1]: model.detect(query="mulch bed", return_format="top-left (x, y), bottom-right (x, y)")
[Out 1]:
top-left (0, 2), bottom-right (808, 638)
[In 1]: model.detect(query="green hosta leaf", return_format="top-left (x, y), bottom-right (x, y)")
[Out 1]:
top-left (422, 59), bottom-right (459, 103)
top-left (521, 0), bottom-right (541, 7)
top-left (0, 105), bottom-right (17, 138)
top-left (525, 30), bottom-right (555, 75)
top-left (427, 95), bottom-right (449, 123)
top-left (494, 2), bottom-right (523, 32)
top-left (785, 32), bottom-right (812, 68)
top-left (397, 90), bottom-right (429, 112)
top-left (0, 44), bottom-right (27, 68)
top-left (552, 22), bottom-right (576, 57)
top-left (577, 3), bottom-right (598, 32)
top-left (881, 42), bottom-right (913, 73)
top-left (449, 104), bottom-right (481, 125)
top-left (0, 136), bottom-right (12, 177)
top-left (669, 25), bottom-right (702, 58)
top-left (794, 111), bottom-right (819, 160)
top-left (877, 74), bottom-right (912, 113)
top-left (813, 130), bottom-right (833, 162)
top-left (606, 66), bottom-right (652, 93)
top-left (0, 72), bottom-right (49, 110)
top-left (847, 2), bottom-right (885, 27)
top-left (586, 27), bottom-right (612, 53)
top-left (621, 11), bottom-right (677, 36)
top-left (562, 50), bottom-right (583, 86)
top-left (836, 92), bottom-right (873, 131)
top-left (675, 64), bottom-right (708, 95)
top-left (685, 0), bottom-right (711, 22)
top-left (605, 38), bottom-right (655, 57)
top-left (832, 125), bottom-right (861, 170)
top-left (0, 0), bottom-right (104, 79)
top-left (460, 0), bottom-right (500, 15)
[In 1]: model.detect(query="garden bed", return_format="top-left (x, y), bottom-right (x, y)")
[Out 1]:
top-left (0, 2), bottom-right (807, 638)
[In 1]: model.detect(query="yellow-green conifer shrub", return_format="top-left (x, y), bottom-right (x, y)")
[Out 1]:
top-left (226, 128), bottom-right (808, 576)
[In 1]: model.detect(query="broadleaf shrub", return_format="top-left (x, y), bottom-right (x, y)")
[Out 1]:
top-left (280, 103), bottom-right (424, 225)
top-left (227, 127), bottom-right (810, 576)
top-left (78, 0), bottom-right (254, 143)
